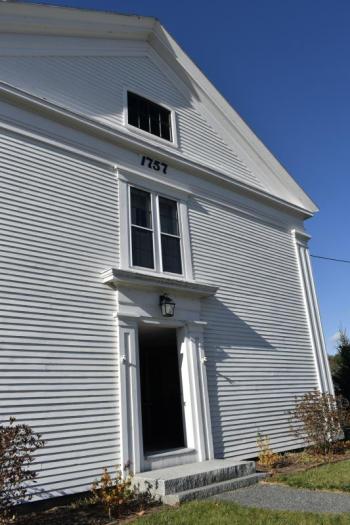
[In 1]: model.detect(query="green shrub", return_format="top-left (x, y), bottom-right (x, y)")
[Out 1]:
top-left (332, 329), bottom-right (350, 406)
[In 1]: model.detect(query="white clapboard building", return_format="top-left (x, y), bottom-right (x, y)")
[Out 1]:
top-left (0, 3), bottom-right (333, 502)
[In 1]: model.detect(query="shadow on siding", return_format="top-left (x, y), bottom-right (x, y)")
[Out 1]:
top-left (202, 296), bottom-right (277, 459)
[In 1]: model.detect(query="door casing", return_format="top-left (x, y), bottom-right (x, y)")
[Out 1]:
top-left (117, 316), bottom-right (214, 472)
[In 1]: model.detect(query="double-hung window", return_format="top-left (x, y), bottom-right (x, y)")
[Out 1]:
top-left (129, 186), bottom-right (183, 275)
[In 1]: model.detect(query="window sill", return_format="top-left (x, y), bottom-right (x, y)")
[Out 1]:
top-left (101, 268), bottom-right (218, 298)
top-left (123, 123), bottom-right (179, 150)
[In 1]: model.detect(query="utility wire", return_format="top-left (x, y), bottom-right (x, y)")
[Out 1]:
top-left (311, 254), bottom-right (350, 264)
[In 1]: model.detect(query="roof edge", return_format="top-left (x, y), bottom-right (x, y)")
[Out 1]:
top-left (151, 22), bottom-right (318, 215)
top-left (0, 2), bottom-right (157, 38)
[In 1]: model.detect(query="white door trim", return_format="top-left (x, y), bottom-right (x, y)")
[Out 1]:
top-left (117, 315), bottom-right (214, 473)
top-left (117, 315), bottom-right (143, 473)
top-left (181, 321), bottom-right (214, 461)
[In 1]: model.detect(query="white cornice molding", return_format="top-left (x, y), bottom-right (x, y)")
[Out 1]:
top-left (0, 3), bottom-right (156, 38)
top-left (101, 268), bottom-right (218, 298)
top-left (0, 81), bottom-right (313, 219)
top-left (0, 117), bottom-right (117, 170)
top-left (292, 229), bottom-right (312, 246)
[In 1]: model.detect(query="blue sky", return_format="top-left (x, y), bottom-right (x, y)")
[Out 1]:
top-left (21, 0), bottom-right (350, 353)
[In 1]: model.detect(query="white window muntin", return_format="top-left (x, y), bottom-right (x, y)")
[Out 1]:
top-left (122, 87), bottom-right (179, 149)
top-left (128, 184), bottom-right (184, 277)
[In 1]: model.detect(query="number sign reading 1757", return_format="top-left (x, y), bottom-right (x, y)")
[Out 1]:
top-left (141, 155), bottom-right (168, 174)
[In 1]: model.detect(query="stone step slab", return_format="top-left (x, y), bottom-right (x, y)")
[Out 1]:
top-left (162, 473), bottom-right (267, 505)
top-left (133, 458), bottom-right (256, 496)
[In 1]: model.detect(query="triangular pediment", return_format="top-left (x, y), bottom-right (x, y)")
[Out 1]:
top-left (0, 3), bottom-right (317, 215)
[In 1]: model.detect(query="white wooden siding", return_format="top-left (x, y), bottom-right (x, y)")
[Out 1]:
top-left (188, 196), bottom-right (319, 458)
top-left (0, 49), bottom-right (263, 191)
top-left (0, 129), bottom-right (120, 498)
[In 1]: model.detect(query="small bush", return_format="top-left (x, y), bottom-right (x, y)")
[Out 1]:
top-left (0, 417), bottom-right (44, 524)
top-left (289, 390), bottom-right (350, 456)
top-left (256, 433), bottom-right (281, 469)
top-left (91, 466), bottom-right (154, 520)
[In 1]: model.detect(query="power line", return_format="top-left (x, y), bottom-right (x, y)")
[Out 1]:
top-left (311, 254), bottom-right (350, 264)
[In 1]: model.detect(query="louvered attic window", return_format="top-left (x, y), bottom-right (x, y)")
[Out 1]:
top-left (127, 92), bottom-right (172, 141)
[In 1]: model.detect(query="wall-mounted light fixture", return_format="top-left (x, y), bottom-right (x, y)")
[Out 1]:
top-left (159, 293), bottom-right (176, 317)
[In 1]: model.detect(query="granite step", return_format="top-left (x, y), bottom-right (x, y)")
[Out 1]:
top-left (162, 472), bottom-right (266, 505)
top-left (133, 458), bottom-right (257, 498)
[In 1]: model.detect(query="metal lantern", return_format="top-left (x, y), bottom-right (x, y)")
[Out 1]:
top-left (159, 294), bottom-right (176, 317)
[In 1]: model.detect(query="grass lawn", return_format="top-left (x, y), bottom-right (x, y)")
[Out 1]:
top-left (134, 500), bottom-right (350, 525)
top-left (272, 459), bottom-right (350, 492)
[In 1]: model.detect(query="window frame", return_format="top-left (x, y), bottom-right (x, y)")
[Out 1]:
top-left (129, 187), bottom-right (156, 271)
top-left (127, 184), bottom-right (185, 277)
top-left (157, 195), bottom-right (183, 275)
top-left (123, 88), bottom-right (178, 149)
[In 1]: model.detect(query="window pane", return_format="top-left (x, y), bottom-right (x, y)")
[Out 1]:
top-left (150, 113), bottom-right (161, 137)
top-left (159, 197), bottom-right (179, 236)
top-left (127, 92), bottom-right (139, 127)
top-left (139, 98), bottom-right (150, 132)
top-left (132, 227), bottom-right (154, 268)
top-left (131, 187), bottom-right (152, 228)
top-left (127, 92), bottom-right (172, 142)
top-left (160, 116), bottom-right (171, 141)
top-left (161, 235), bottom-right (182, 274)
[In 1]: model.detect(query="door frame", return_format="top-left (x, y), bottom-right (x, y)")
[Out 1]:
top-left (117, 315), bottom-right (214, 473)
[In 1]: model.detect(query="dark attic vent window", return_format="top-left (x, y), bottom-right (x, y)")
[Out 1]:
top-left (127, 92), bottom-right (172, 142)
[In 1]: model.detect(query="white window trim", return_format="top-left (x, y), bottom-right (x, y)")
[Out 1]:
top-left (122, 87), bottom-right (179, 149)
top-left (129, 185), bottom-right (184, 277)
top-left (129, 187), bottom-right (157, 272)
top-left (119, 175), bottom-right (193, 281)
top-left (157, 193), bottom-right (184, 275)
